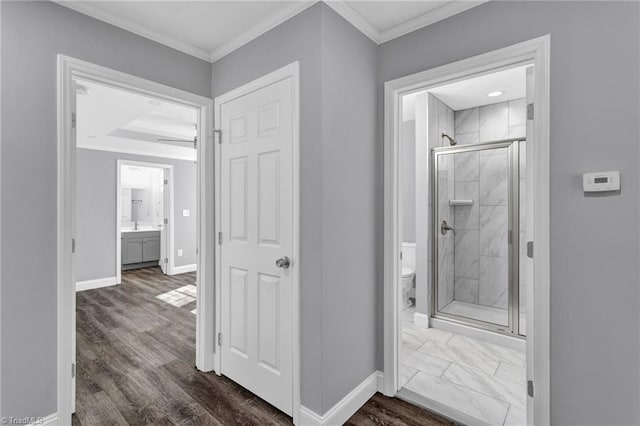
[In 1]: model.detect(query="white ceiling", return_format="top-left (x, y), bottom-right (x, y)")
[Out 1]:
top-left (428, 66), bottom-right (528, 111)
top-left (76, 78), bottom-right (198, 161)
top-left (402, 65), bottom-right (528, 118)
top-left (55, 0), bottom-right (487, 62)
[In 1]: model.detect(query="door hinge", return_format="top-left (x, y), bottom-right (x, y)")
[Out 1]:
top-left (71, 363), bottom-right (76, 378)
top-left (527, 241), bottom-right (534, 258)
top-left (193, 138), bottom-right (198, 150)
top-left (163, 179), bottom-right (168, 185)
top-left (508, 230), bottom-right (513, 245)
top-left (218, 232), bottom-right (222, 245)
top-left (527, 380), bottom-right (534, 397)
top-left (214, 129), bottom-right (222, 144)
top-left (195, 246), bottom-right (199, 255)
top-left (218, 332), bottom-right (222, 346)
top-left (163, 218), bottom-right (168, 225)
top-left (400, 251), bottom-right (403, 261)
top-left (71, 113), bottom-right (77, 129)
top-left (71, 238), bottom-right (76, 254)
top-left (527, 103), bottom-right (534, 120)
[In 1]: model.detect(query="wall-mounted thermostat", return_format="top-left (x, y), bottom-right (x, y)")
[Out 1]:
top-left (583, 171), bottom-right (620, 192)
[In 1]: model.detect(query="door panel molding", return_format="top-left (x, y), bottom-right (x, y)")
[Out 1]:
top-left (214, 61), bottom-right (300, 423)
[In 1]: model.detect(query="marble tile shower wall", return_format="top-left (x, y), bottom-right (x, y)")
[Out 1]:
top-left (432, 95), bottom-right (456, 310)
top-left (451, 99), bottom-right (526, 310)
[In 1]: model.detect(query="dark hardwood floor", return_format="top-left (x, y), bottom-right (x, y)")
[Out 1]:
top-left (74, 267), bottom-right (454, 426)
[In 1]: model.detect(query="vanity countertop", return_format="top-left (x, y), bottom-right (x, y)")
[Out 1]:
top-left (121, 228), bottom-right (161, 233)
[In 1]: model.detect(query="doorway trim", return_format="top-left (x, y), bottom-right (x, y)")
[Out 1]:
top-left (382, 36), bottom-right (550, 424)
top-left (116, 159), bottom-right (175, 283)
top-left (57, 55), bottom-right (215, 424)
top-left (213, 61), bottom-right (301, 423)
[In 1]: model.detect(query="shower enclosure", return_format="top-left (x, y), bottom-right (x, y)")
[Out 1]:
top-left (432, 138), bottom-right (526, 337)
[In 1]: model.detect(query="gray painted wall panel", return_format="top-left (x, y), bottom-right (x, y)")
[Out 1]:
top-left (0, 1), bottom-right (210, 417)
top-left (75, 149), bottom-right (197, 283)
top-left (319, 5), bottom-right (378, 412)
top-left (378, 2), bottom-right (640, 424)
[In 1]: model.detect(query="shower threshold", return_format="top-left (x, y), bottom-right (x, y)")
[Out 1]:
top-left (440, 300), bottom-right (526, 331)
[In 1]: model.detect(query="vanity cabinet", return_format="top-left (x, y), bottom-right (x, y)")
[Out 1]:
top-left (122, 237), bottom-right (143, 264)
top-left (142, 236), bottom-right (160, 262)
top-left (122, 230), bottom-right (161, 267)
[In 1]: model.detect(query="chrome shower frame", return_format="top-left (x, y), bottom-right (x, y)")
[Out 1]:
top-left (431, 138), bottom-right (524, 338)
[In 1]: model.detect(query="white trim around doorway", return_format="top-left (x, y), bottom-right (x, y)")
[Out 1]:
top-left (57, 55), bottom-right (215, 425)
top-left (382, 36), bottom-right (551, 425)
top-left (116, 159), bottom-right (175, 283)
top-left (213, 61), bottom-right (301, 424)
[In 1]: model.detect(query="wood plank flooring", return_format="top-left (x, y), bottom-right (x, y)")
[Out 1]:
top-left (74, 267), bottom-right (454, 426)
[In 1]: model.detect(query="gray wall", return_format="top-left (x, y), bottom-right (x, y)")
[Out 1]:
top-left (213, 3), bottom-right (378, 414)
top-left (379, 2), bottom-right (640, 424)
top-left (0, 1), bottom-right (211, 418)
top-left (319, 5), bottom-right (378, 411)
top-left (76, 149), bottom-right (197, 282)
top-left (400, 119), bottom-right (416, 242)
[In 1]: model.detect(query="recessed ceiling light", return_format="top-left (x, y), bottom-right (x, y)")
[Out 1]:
top-left (488, 91), bottom-right (503, 98)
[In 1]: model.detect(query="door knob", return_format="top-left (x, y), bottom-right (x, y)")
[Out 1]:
top-left (275, 256), bottom-right (291, 269)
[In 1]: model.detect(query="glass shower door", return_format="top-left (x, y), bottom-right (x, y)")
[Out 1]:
top-left (433, 141), bottom-right (520, 335)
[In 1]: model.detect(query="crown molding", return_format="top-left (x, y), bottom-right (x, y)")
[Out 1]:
top-left (323, 1), bottom-right (382, 43)
top-left (324, 1), bottom-right (489, 45)
top-left (377, 0), bottom-right (490, 43)
top-left (209, 1), bottom-right (319, 62)
top-left (53, 1), bottom-right (212, 61)
top-left (53, 0), bottom-right (489, 64)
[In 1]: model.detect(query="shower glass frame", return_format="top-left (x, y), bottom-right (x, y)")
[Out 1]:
top-left (431, 138), bottom-right (524, 338)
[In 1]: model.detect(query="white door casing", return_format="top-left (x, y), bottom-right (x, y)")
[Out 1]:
top-left (382, 36), bottom-right (550, 425)
top-left (58, 55), bottom-right (215, 424)
top-left (219, 77), bottom-right (294, 415)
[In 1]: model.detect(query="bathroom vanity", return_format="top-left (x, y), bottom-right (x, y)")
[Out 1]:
top-left (121, 229), bottom-right (161, 270)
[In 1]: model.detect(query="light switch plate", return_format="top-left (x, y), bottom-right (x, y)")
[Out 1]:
top-left (182, 209), bottom-right (190, 217)
top-left (177, 249), bottom-right (183, 257)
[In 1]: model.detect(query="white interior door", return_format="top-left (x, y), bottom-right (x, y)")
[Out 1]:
top-left (219, 77), bottom-right (293, 415)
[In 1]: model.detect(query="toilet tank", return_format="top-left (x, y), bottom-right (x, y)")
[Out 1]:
top-left (401, 242), bottom-right (416, 271)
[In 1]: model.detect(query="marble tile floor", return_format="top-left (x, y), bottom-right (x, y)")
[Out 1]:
top-left (401, 307), bottom-right (526, 425)
top-left (440, 300), bottom-right (527, 334)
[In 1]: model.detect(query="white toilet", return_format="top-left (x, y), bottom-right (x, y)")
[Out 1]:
top-left (401, 242), bottom-right (416, 308)
top-left (401, 267), bottom-right (416, 308)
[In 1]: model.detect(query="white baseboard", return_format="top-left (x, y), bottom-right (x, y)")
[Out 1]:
top-left (27, 413), bottom-right (58, 426)
top-left (413, 311), bottom-right (430, 328)
top-left (299, 371), bottom-right (382, 426)
top-left (75, 276), bottom-right (117, 292)
top-left (170, 263), bottom-right (197, 275)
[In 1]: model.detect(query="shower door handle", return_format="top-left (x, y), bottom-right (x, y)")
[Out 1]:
top-left (440, 220), bottom-right (455, 236)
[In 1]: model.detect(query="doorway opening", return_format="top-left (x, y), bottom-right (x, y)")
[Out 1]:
top-left (57, 56), bottom-right (214, 424)
top-left (117, 161), bottom-right (177, 280)
top-left (383, 37), bottom-right (550, 426)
